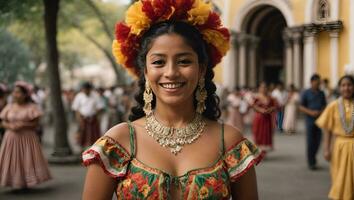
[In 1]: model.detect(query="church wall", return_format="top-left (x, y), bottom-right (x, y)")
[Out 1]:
top-left (317, 32), bottom-right (331, 80)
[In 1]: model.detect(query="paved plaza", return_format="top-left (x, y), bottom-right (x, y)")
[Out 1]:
top-left (0, 118), bottom-right (331, 200)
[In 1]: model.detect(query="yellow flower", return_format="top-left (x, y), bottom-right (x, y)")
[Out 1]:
top-left (187, 0), bottom-right (212, 25)
top-left (125, 1), bottom-right (151, 35)
top-left (199, 186), bottom-right (209, 199)
top-left (112, 40), bottom-right (127, 65)
top-left (141, 184), bottom-right (151, 197)
top-left (202, 29), bottom-right (230, 55)
top-left (221, 185), bottom-right (229, 197)
top-left (122, 179), bottom-right (131, 188)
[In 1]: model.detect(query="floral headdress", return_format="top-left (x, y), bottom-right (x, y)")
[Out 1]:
top-left (112, 0), bottom-right (230, 77)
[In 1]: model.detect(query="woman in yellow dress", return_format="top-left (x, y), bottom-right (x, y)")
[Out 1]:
top-left (316, 75), bottom-right (354, 200)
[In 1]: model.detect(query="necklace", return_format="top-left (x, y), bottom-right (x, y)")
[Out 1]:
top-left (338, 97), bottom-right (354, 134)
top-left (145, 113), bottom-right (206, 155)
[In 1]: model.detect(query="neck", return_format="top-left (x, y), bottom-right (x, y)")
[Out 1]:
top-left (153, 100), bottom-right (196, 128)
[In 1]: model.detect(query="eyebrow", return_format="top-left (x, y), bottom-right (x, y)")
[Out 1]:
top-left (149, 52), bottom-right (194, 57)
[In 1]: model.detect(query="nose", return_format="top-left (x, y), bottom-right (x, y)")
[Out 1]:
top-left (164, 61), bottom-right (180, 79)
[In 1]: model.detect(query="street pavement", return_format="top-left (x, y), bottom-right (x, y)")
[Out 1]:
top-left (0, 118), bottom-right (331, 200)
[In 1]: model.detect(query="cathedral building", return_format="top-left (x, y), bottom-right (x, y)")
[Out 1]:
top-left (212, 0), bottom-right (353, 89)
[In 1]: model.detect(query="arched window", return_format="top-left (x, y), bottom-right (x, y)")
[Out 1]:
top-left (317, 0), bottom-right (330, 21)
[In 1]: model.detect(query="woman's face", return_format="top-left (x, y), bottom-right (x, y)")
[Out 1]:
top-left (258, 83), bottom-right (268, 94)
top-left (339, 78), bottom-right (354, 99)
top-left (145, 33), bottom-right (203, 107)
top-left (12, 86), bottom-right (26, 103)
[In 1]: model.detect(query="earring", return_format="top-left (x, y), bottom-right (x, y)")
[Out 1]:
top-left (143, 81), bottom-right (153, 116)
top-left (196, 77), bottom-right (207, 114)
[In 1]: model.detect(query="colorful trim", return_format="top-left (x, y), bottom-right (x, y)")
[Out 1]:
top-left (82, 136), bottom-right (131, 178)
top-left (224, 139), bottom-right (264, 182)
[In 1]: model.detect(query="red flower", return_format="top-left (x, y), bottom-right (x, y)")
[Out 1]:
top-left (115, 23), bottom-right (131, 42)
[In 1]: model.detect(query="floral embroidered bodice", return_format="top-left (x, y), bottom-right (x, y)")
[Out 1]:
top-left (82, 122), bottom-right (263, 199)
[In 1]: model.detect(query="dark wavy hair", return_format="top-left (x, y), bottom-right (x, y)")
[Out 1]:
top-left (14, 85), bottom-right (32, 103)
top-left (128, 21), bottom-right (221, 121)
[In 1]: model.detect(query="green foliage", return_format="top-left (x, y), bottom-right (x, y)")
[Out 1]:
top-left (0, 29), bottom-right (34, 84)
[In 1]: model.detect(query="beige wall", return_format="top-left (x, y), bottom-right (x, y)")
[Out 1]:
top-left (317, 32), bottom-right (331, 80)
top-left (290, 0), bottom-right (306, 25)
top-left (339, 0), bottom-right (350, 76)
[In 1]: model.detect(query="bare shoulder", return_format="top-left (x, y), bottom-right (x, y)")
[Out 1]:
top-left (104, 122), bottom-right (132, 153)
top-left (223, 123), bottom-right (244, 150)
top-left (206, 120), bottom-right (243, 150)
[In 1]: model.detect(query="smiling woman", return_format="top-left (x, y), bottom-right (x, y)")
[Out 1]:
top-left (82, 0), bottom-right (264, 199)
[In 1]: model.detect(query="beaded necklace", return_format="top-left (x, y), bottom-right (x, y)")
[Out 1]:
top-left (338, 97), bottom-right (354, 134)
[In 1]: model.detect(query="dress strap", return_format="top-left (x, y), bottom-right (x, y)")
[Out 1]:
top-left (127, 121), bottom-right (136, 158)
top-left (220, 122), bottom-right (225, 155)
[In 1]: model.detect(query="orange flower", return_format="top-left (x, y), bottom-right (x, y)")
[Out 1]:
top-left (112, 40), bottom-right (127, 65)
top-left (225, 154), bottom-right (238, 166)
top-left (125, 1), bottom-right (151, 35)
top-left (140, 184), bottom-right (151, 197)
top-left (202, 29), bottom-right (230, 56)
top-left (187, 0), bottom-right (211, 25)
top-left (221, 185), bottom-right (229, 197)
top-left (206, 177), bottom-right (218, 186)
top-left (122, 178), bottom-right (131, 188)
top-left (198, 186), bottom-right (209, 199)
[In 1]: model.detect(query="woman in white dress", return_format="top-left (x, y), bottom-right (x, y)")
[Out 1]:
top-left (283, 84), bottom-right (300, 134)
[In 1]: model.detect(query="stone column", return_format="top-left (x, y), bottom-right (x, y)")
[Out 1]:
top-left (329, 30), bottom-right (339, 88)
top-left (248, 36), bottom-right (259, 88)
top-left (292, 31), bottom-right (302, 88)
top-left (238, 34), bottom-right (247, 87)
top-left (223, 32), bottom-right (238, 90)
top-left (303, 26), bottom-right (318, 88)
top-left (283, 31), bottom-right (293, 86)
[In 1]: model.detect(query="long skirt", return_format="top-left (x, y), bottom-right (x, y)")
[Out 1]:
top-left (252, 113), bottom-right (274, 150)
top-left (328, 136), bottom-right (354, 200)
top-left (0, 130), bottom-right (51, 188)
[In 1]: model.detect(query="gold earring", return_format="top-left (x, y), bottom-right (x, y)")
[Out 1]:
top-left (196, 77), bottom-right (207, 114)
top-left (143, 81), bottom-right (153, 116)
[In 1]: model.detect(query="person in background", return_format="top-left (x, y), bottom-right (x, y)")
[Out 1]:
top-left (72, 82), bottom-right (104, 149)
top-left (282, 84), bottom-right (300, 134)
top-left (252, 82), bottom-right (278, 152)
top-left (226, 87), bottom-right (244, 131)
top-left (271, 81), bottom-right (287, 133)
top-left (299, 74), bottom-right (327, 170)
top-left (322, 78), bottom-right (334, 103)
top-left (316, 75), bottom-right (354, 200)
top-left (0, 81), bottom-right (51, 189)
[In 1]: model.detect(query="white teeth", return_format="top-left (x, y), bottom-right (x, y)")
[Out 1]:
top-left (161, 83), bottom-right (183, 89)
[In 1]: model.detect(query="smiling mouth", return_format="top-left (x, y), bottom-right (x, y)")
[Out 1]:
top-left (159, 82), bottom-right (185, 89)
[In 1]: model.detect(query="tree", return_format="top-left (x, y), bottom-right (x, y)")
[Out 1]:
top-left (60, 0), bottom-right (128, 85)
top-left (43, 0), bottom-right (72, 158)
top-left (0, 29), bottom-right (34, 83)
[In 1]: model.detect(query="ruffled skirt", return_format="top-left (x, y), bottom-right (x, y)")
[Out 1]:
top-left (0, 130), bottom-right (51, 188)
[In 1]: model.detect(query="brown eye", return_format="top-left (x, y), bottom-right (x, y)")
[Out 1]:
top-left (178, 59), bottom-right (192, 65)
top-left (151, 60), bottom-right (165, 66)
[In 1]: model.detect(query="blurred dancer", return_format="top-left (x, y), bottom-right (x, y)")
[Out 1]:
top-left (316, 75), bottom-right (354, 200)
top-left (0, 81), bottom-right (51, 189)
top-left (226, 87), bottom-right (244, 131)
top-left (282, 84), bottom-right (300, 134)
top-left (252, 82), bottom-right (278, 151)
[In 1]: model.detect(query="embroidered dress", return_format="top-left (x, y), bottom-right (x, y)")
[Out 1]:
top-left (316, 99), bottom-right (354, 200)
top-left (83, 123), bottom-right (263, 199)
